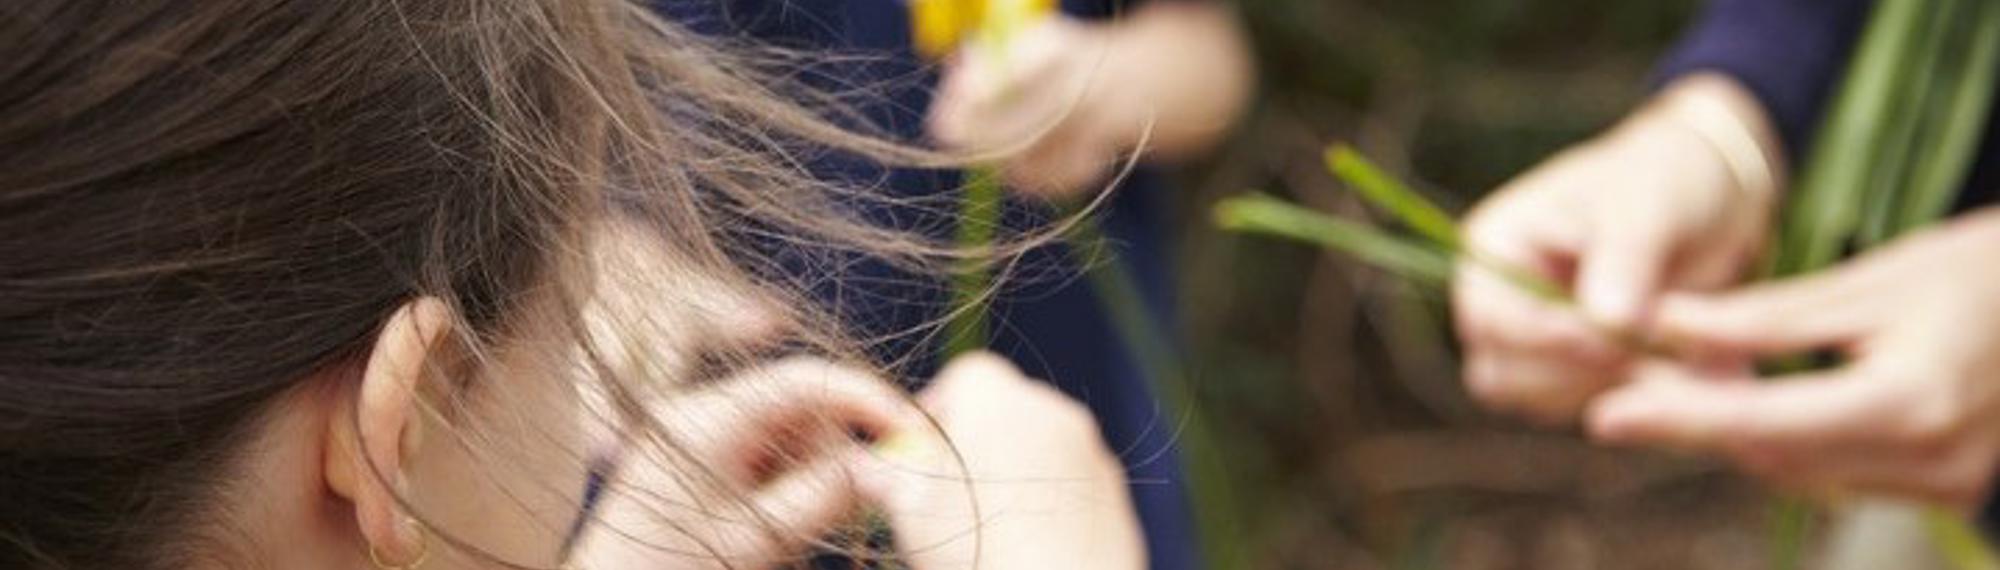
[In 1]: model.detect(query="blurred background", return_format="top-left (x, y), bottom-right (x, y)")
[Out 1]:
top-left (1164, 1), bottom-right (1791, 568)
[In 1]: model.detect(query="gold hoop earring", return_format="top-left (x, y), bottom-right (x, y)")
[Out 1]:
top-left (368, 519), bottom-right (432, 570)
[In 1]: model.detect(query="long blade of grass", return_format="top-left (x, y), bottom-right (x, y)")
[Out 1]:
top-left (1215, 193), bottom-right (1455, 285)
top-left (944, 167), bottom-right (1004, 356)
top-left (1325, 145), bottom-right (1463, 250)
top-left (1895, 0), bottom-right (2000, 233)
top-left (1322, 146), bottom-right (1578, 302)
top-left (1772, 0), bottom-right (1930, 276)
top-left (1857, 0), bottom-right (1957, 246)
top-left (1217, 189), bottom-right (1673, 353)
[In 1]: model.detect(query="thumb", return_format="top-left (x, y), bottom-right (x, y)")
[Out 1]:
top-left (1576, 222), bottom-right (1673, 331)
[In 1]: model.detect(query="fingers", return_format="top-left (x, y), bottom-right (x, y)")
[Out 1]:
top-left (1001, 125), bottom-right (1116, 197)
top-left (1589, 360), bottom-right (1999, 512)
top-left (1464, 353), bottom-right (1615, 424)
top-left (927, 18), bottom-right (1088, 153)
top-left (574, 450), bottom-right (874, 569)
top-left (1575, 212), bottom-right (1673, 330)
top-left (927, 350), bottom-right (1021, 393)
top-left (1453, 201), bottom-right (1596, 352)
top-left (1455, 201), bottom-right (1628, 422)
top-left (1650, 261), bottom-right (1889, 356)
top-left (1586, 361), bottom-right (1901, 451)
top-left (574, 360), bottom-right (928, 567)
top-left (862, 352), bottom-right (1142, 570)
top-left (927, 17), bottom-right (1128, 198)
top-left (729, 450), bottom-right (868, 553)
top-left (665, 357), bottom-right (926, 484)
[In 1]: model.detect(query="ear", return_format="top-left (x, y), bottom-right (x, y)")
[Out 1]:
top-left (324, 298), bottom-right (453, 563)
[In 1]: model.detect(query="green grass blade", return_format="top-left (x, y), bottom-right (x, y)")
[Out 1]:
top-left (944, 167), bottom-right (1005, 356)
top-left (1768, 498), bottom-right (1815, 570)
top-left (1929, 510), bottom-right (2000, 570)
top-left (1325, 145), bottom-right (1463, 250)
top-left (1857, 0), bottom-right (1957, 246)
top-left (1895, 0), bottom-right (2000, 233)
top-left (1772, 0), bottom-right (1931, 276)
top-left (1215, 193), bottom-right (1455, 285)
top-left (1903, 4), bottom-right (2000, 567)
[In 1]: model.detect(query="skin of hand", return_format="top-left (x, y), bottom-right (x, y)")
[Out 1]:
top-left (925, 2), bottom-right (1253, 198)
top-left (569, 357), bottom-right (933, 568)
top-left (1588, 208), bottom-right (2000, 512)
top-left (852, 352), bottom-right (1146, 570)
top-left (569, 228), bottom-right (936, 568)
top-left (1452, 73), bottom-right (1783, 424)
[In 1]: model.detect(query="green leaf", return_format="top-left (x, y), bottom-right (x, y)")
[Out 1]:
top-left (1929, 509), bottom-right (2000, 570)
top-left (1856, 0), bottom-right (1957, 246)
top-left (944, 167), bottom-right (1005, 356)
top-left (1324, 145), bottom-right (1462, 250)
top-left (1215, 193), bottom-right (1455, 285)
top-left (1895, 0), bottom-right (2000, 233)
top-left (1771, 0), bottom-right (1931, 276)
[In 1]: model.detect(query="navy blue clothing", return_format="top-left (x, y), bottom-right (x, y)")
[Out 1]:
top-left (1656, 0), bottom-right (2000, 527)
top-left (653, 1), bottom-right (1199, 568)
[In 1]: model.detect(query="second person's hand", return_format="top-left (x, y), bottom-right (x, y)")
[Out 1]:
top-left (1589, 209), bottom-right (2000, 511)
top-left (853, 352), bottom-right (1145, 570)
top-left (1454, 73), bottom-right (1782, 424)
top-left (926, 3), bottom-right (1251, 199)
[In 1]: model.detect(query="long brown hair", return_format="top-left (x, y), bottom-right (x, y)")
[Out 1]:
top-left (0, 0), bottom-right (984, 568)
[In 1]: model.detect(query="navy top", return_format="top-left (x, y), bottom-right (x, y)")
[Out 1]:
top-left (1656, 0), bottom-right (2000, 526)
top-left (653, 1), bottom-right (1198, 567)
top-left (1655, 0), bottom-right (2000, 208)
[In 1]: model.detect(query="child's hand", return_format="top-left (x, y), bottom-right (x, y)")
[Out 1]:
top-left (855, 352), bottom-right (1145, 570)
top-left (1588, 209), bottom-right (2000, 512)
top-left (1454, 74), bottom-right (1779, 424)
top-left (928, 15), bottom-right (1132, 197)
top-left (927, 3), bottom-right (1250, 198)
top-left (570, 357), bottom-right (928, 568)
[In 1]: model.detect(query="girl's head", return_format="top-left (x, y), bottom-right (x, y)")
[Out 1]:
top-left (0, 0), bottom-right (954, 567)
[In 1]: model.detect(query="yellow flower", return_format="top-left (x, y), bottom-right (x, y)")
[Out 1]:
top-left (909, 0), bottom-right (1057, 59)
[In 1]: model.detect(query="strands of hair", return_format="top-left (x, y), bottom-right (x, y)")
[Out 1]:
top-left (0, 0), bottom-right (1030, 568)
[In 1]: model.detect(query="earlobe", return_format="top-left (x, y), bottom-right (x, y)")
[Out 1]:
top-left (323, 298), bottom-right (454, 565)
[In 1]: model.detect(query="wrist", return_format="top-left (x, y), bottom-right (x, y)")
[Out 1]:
top-left (1643, 73), bottom-right (1788, 210)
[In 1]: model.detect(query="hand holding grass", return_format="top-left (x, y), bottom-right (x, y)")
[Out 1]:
top-left (1455, 74), bottom-right (1781, 424)
top-left (1591, 209), bottom-right (2000, 513)
top-left (926, 3), bottom-right (1252, 197)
